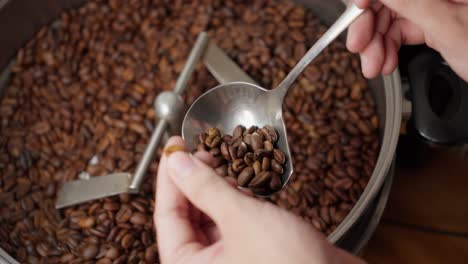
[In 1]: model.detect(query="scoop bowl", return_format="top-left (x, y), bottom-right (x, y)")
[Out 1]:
top-left (181, 82), bottom-right (294, 196)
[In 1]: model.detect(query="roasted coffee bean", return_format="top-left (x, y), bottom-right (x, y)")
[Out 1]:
top-left (345, 123), bottom-right (359, 135)
top-left (286, 190), bottom-right (301, 207)
top-left (311, 218), bottom-right (326, 232)
top-left (244, 152), bottom-right (255, 166)
top-left (60, 253), bottom-right (75, 263)
top-left (261, 157), bottom-right (271, 171)
top-left (250, 187), bottom-right (268, 195)
top-left (16, 178), bottom-right (31, 198)
top-left (249, 171), bottom-right (271, 188)
top-left (78, 217), bottom-right (95, 229)
top-left (320, 207), bottom-right (331, 225)
top-left (222, 135), bottom-right (232, 142)
top-left (227, 166), bottom-right (237, 178)
top-left (130, 198), bottom-right (148, 213)
top-left (333, 178), bottom-right (353, 190)
top-left (228, 145), bottom-right (237, 161)
top-left (81, 244), bottom-right (98, 260)
top-left (145, 245), bottom-right (158, 263)
top-left (231, 159), bottom-right (246, 173)
top-left (96, 258), bottom-right (112, 264)
top-left (244, 126), bottom-right (257, 135)
top-left (220, 142), bottom-right (231, 161)
top-left (129, 212), bottom-right (146, 225)
top-left (105, 247), bottom-right (119, 260)
top-left (103, 202), bottom-right (119, 211)
top-left (115, 206), bottom-right (132, 223)
top-left (208, 127), bottom-right (221, 138)
top-left (250, 132), bottom-right (264, 151)
top-left (261, 125), bottom-right (278, 143)
top-left (254, 149), bottom-right (270, 161)
top-left (243, 134), bottom-right (252, 146)
top-left (112, 255), bottom-right (128, 264)
top-left (89, 228), bottom-right (107, 239)
top-left (231, 137), bottom-right (243, 148)
top-left (346, 166), bottom-right (360, 180)
top-left (306, 158), bottom-right (321, 171)
top-left (272, 149), bottom-right (286, 165)
top-left (252, 161), bottom-right (262, 176)
top-left (237, 142), bottom-right (248, 158)
top-left (269, 173), bottom-right (282, 191)
top-left (35, 243), bottom-right (50, 257)
top-left (232, 125), bottom-right (244, 140)
top-left (205, 135), bottom-right (221, 148)
top-left (121, 233), bottom-right (134, 249)
top-left (332, 210), bottom-right (348, 224)
top-left (271, 159), bottom-right (284, 174)
top-left (264, 141), bottom-right (274, 151)
top-left (237, 167), bottom-right (255, 187)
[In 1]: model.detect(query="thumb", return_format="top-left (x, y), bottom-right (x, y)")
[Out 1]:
top-left (166, 151), bottom-right (250, 224)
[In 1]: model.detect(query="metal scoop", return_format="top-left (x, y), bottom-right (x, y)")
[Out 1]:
top-left (182, 4), bottom-right (366, 196)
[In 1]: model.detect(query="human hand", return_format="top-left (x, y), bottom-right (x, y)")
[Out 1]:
top-left (155, 136), bottom-right (365, 264)
top-left (347, 0), bottom-right (468, 81)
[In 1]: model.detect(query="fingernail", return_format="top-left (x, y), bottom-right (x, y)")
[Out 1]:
top-left (163, 145), bottom-right (186, 157)
top-left (167, 152), bottom-right (195, 178)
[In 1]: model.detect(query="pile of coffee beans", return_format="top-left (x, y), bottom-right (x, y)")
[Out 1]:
top-left (196, 125), bottom-right (286, 194)
top-left (0, 0), bottom-right (379, 262)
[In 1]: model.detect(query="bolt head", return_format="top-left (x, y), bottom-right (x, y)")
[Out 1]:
top-left (154, 91), bottom-right (185, 122)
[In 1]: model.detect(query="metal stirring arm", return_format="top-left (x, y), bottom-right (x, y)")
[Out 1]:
top-left (128, 32), bottom-right (209, 192)
top-left (128, 119), bottom-right (168, 192)
top-left (55, 30), bottom-right (252, 208)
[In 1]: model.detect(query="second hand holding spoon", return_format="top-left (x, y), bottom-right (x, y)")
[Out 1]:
top-left (182, 4), bottom-right (366, 196)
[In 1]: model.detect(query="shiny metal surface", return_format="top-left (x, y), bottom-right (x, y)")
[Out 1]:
top-left (0, 0), bottom-right (402, 261)
top-left (128, 119), bottom-right (168, 192)
top-left (0, 248), bottom-right (19, 264)
top-left (56, 32), bottom-right (208, 207)
top-left (182, 4), bottom-right (367, 196)
top-left (55, 173), bottom-right (132, 208)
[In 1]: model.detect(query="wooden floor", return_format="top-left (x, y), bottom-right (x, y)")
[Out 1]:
top-left (362, 147), bottom-right (468, 263)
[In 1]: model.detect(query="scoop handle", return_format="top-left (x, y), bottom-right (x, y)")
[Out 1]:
top-left (272, 4), bottom-right (365, 101)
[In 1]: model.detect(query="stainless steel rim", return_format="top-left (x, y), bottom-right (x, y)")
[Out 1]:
top-left (328, 71), bottom-right (402, 243)
top-left (352, 161), bottom-right (395, 254)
